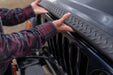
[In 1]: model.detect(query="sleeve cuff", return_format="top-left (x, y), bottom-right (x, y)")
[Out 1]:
top-left (23, 5), bottom-right (35, 18)
top-left (36, 22), bottom-right (57, 41)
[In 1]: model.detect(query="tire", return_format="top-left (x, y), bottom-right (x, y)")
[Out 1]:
top-left (39, 0), bottom-right (113, 62)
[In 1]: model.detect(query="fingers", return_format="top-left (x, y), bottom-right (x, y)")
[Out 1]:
top-left (59, 13), bottom-right (74, 32)
top-left (31, 0), bottom-right (41, 5)
top-left (63, 24), bottom-right (75, 32)
top-left (60, 13), bottom-right (71, 22)
top-left (35, 0), bottom-right (41, 4)
top-left (67, 27), bottom-right (75, 32)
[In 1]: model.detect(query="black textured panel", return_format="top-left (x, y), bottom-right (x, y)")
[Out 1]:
top-left (39, 0), bottom-right (113, 62)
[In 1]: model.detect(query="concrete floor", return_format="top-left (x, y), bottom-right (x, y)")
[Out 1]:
top-left (0, 0), bottom-right (34, 33)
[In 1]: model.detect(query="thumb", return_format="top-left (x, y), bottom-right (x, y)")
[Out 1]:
top-left (35, 0), bottom-right (41, 4)
top-left (60, 13), bottom-right (71, 22)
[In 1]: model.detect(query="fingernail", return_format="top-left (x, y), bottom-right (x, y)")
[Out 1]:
top-left (67, 12), bottom-right (71, 15)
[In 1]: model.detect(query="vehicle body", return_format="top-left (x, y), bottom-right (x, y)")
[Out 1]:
top-left (7, 0), bottom-right (113, 75)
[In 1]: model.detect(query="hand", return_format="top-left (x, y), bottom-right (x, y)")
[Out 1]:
top-left (52, 13), bottom-right (74, 32)
top-left (31, 0), bottom-right (49, 14)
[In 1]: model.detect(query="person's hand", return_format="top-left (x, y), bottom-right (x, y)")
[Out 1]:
top-left (52, 13), bottom-right (74, 32)
top-left (31, 0), bottom-right (49, 14)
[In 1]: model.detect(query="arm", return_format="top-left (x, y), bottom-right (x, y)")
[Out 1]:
top-left (0, 5), bottom-right (35, 26)
top-left (0, 0), bottom-right (48, 26)
top-left (0, 22), bottom-right (57, 63)
top-left (0, 12), bottom-right (74, 63)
